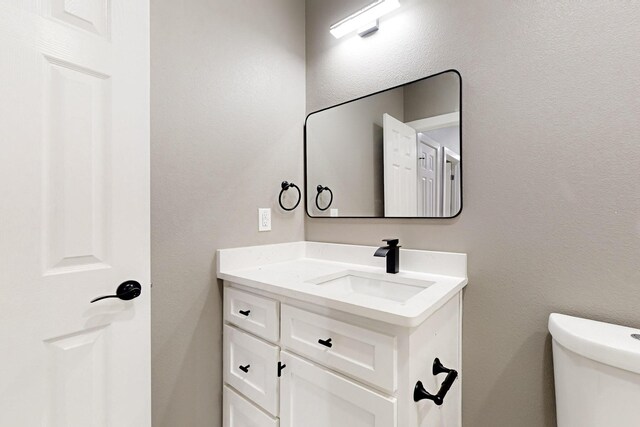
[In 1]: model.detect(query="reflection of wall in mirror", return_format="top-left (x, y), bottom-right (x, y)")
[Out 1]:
top-left (403, 72), bottom-right (460, 122)
top-left (306, 88), bottom-right (403, 216)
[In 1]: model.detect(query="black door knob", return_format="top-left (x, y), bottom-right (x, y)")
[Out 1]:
top-left (91, 280), bottom-right (142, 303)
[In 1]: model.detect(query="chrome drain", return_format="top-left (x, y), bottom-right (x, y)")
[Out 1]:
top-left (632, 334), bottom-right (640, 341)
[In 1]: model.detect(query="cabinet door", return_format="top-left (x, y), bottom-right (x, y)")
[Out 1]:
top-left (279, 351), bottom-right (396, 427)
top-left (224, 386), bottom-right (278, 427)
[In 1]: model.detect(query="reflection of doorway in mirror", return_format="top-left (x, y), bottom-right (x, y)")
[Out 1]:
top-left (383, 111), bottom-right (461, 217)
top-left (408, 112), bottom-right (460, 217)
top-left (417, 135), bottom-right (440, 217)
top-left (442, 148), bottom-right (461, 216)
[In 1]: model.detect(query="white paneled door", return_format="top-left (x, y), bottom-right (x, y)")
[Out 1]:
top-left (0, 1), bottom-right (150, 426)
top-left (417, 136), bottom-right (440, 217)
top-left (383, 113), bottom-right (417, 217)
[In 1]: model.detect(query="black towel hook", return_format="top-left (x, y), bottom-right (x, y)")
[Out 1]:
top-left (279, 181), bottom-right (301, 211)
top-left (315, 185), bottom-right (333, 211)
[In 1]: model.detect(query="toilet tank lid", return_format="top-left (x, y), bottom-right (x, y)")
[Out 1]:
top-left (549, 313), bottom-right (640, 375)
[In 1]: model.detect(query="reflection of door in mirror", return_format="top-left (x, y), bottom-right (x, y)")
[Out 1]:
top-left (383, 113), bottom-right (418, 217)
top-left (418, 136), bottom-right (441, 217)
top-left (442, 148), bottom-right (461, 216)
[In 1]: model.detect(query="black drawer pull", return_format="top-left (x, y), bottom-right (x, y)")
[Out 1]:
top-left (318, 338), bottom-right (333, 348)
top-left (239, 310), bottom-right (251, 317)
top-left (278, 362), bottom-right (286, 377)
top-left (414, 358), bottom-right (458, 406)
top-left (239, 364), bottom-right (250, 373)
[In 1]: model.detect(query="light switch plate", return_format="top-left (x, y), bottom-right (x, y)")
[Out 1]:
top-left (258, 208), bottom-right (271, 232)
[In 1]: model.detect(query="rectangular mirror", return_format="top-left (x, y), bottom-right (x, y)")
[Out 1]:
top-left (305, 70), bottom-right (461, 218)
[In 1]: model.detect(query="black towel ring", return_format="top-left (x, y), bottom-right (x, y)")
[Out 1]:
top-left (315, 185), bottom-right (333, 211)
top-left (279, 181), bottom-right (301, 211)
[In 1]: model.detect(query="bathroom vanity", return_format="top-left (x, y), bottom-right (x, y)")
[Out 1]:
top-left (217, 241), bottom-right (467, 427)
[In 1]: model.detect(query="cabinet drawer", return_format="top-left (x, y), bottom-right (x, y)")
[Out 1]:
top-left (280, 305), bottom-right (397, 392)
top-left (225, 286), bottom-right (279, 342)
top-left (223, 386), bottom-right (279, 427)
top-left (279, 351), bottom-right (397, 427)
top-left (223, 325), bottom-right (280, 416)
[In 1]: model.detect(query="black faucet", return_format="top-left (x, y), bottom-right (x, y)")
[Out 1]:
top-left (374, 239), bottom-right (400, 274)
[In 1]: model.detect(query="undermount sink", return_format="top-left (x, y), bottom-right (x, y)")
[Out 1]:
top-left (307, 270), bottom-right (434, 304)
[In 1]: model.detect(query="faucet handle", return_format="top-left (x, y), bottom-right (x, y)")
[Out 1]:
top-left (382, 239), bottom-right (399, 247)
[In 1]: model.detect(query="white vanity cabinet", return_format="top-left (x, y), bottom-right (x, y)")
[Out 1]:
top-left (222, 284), bottom-right (462, 427)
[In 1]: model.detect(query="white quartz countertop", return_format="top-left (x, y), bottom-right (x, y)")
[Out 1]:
top-left (217, 241), bottom-right (468, 327)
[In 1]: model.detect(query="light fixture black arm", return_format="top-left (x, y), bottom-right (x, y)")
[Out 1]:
top-left (315, 185), bottom-right (333, 211)
top-left (279, 181), bottom-right (301, 211)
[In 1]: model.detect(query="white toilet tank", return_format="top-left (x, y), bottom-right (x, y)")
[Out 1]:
top-left (549, 313), bottom-right (640, 427)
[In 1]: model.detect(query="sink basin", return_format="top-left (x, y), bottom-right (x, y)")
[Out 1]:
top-left (307, 270), bottom-right (434, 304)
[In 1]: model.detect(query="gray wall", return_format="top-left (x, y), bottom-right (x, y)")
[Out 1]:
top-left (403, 72), bottom-right (460, 122)
top-left (305, 0), bottom-right (640, 426)
top-left (306, 88), bottom-right (403, 216)
top-left (151, 1), bottom-right (305, 426)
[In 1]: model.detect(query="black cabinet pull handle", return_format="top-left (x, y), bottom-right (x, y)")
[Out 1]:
top-left (239, 310), bottom-right (251, 317)
top-left (239, 364), bottom-right (250, 373)
top-left (318, 338), bottom-right (333, 348)
top-left (414, 358), bottom-right (458, 406)
top-left (91, 280), bottom-right (142, 303)
top-left (278, 362), bottom-right (286, 377)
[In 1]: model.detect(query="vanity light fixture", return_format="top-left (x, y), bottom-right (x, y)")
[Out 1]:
top-left (329, 0), bottom-right (401, 39)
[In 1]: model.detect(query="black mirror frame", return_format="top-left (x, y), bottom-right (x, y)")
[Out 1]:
top-left (304, 69), bottom-right (463, 219)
